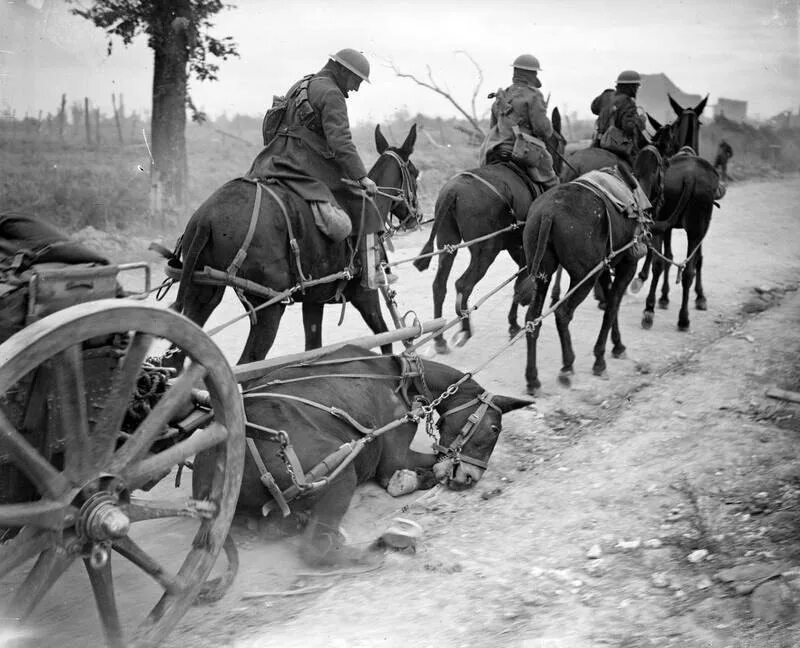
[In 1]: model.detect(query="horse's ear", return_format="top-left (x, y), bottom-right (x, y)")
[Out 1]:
top-left (694, 94), bottom-right (709, 116)
top-left (647, 113), bottom-right (662, 131)
top-left (668, 94), bottom-right (684, 117)
top-left (493, 395), bottom-right (535, 414)
top-left (399, 123), bottom-right (417, 157)
top-left (551, 107), bottom-right (561, 134)
top-left (375, 125), bottom-right (390, 154)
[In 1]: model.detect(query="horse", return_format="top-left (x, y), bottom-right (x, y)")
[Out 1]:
top-left (192, 344), bottom-right (532, 566)
top-left (522, 145), bottom-right (665, 395)
top-left (170, 125), bottom-right (419, 365)
top-left (637, 94), bottom-right (724, 331)
top-left (412, 109), bottom-right (565, 354)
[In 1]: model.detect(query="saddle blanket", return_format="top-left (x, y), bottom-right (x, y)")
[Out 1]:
top-left (574, 168), bottom-right (651, 219)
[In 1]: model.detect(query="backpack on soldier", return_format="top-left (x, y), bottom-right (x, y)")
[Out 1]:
top-left (261, 74), bottom-right (315, 145)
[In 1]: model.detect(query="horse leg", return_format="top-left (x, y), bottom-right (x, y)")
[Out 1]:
top-left (554, 275), bottom-right (596, 385)
top-left (452, 245), bottom-right (501, 347)
top-left (549, 265), bottom-right (563, 307)
top-left (594, 268), bottom-right (611, 310)
top-left (301, 301), bottom-right (324, 350)
top-left (506, 246), bottom-right (527, 338)
top-left (300, 468), bottom-right (376, 566)
top-left (694, 246), bottom-right (707, 310)
top-left (236, 301), bottom-right (287, 364)
top-left (678, 245), bottom-right (700, 332)
top-left (593, 259), bottom-right (636, 375)
top-left (167, 284), bottom-right (224, 368)
top-left (524, 274), bottom-right (552, 395)
top-left (642, 233), bottom-right (665, 329)
top-left (431, 250), bottom-right (456, 354)
top-left (346, 286), bottom-right (392, 354)
top-left (658, 230), bottom-right (673, 309)
top-left (631, 249), bottom-right (652, 293)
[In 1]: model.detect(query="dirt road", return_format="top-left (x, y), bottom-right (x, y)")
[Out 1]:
top-left (13, 176), bottom-right (800, 647)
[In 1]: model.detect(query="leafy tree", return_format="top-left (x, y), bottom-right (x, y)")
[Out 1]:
top-left (69, 0), bottom-right (238, 216)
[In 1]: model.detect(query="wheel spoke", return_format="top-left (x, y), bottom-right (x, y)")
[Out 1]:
top-left (0, 407), bottom-right (69, 499)
top-left (6, 546), bottom-right (74, 620)
top-left (52, 345), bottom-right (90, 481)
top-left (112, 536), bottom-right (182, 595)
top-left (109, 361), bottom-right (207, 473)
top-left (121, 422), bottom-right (228, 491)
top-left (0, 501), bottom-right (75, 530)
top-left (124, 497), bottom-right (218, 523)
top-left (0, 528), bottom-right (53, 579)
top-left (92, 332), bottom-right (155, 465)
top-left (84, 557), bottom-right (125, 648)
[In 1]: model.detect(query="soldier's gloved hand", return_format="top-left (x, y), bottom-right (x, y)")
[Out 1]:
top-left (358, 177), bottom-right (377, 196)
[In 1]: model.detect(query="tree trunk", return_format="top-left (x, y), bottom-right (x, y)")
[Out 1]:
top-left (150, 1), bottom-right (192, 218)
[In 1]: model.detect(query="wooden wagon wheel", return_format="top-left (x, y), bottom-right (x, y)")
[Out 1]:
top-left (0, 300), bottom-right (245, 648)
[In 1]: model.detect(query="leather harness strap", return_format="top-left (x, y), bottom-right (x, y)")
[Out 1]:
top-left (458, 171), bottom-right (517, 219)
top-left (226, 181), bottom-right (262, 279)
top-left (243, 392), bottom-right (376, 436)
top-left (259, 181), bottom-right (311, 287)
top-left (432, 391), bottom-right (501, 470)
top-left (245, 436), bottom-right (291, 517)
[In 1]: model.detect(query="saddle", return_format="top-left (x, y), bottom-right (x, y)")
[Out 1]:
top-left (496, 160), bottom-right (542, 200)
top-left (573, 168), bottom-right (651, 219)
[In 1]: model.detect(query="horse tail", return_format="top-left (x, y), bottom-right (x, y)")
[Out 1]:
top-left (173, 213), bottom-right (211, 314)
top-left (527, 205), bottom-right (554, 279)
top-left (652, 176), bottom-right (695, 233)
top-left (413, 185), bottom-right (456, 271)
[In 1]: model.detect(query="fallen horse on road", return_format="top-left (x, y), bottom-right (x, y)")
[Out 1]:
top-left (193, 344), bottom-right (532, 567)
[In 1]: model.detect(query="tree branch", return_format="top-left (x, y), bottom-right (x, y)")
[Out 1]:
top-left (454, 50), bottom-right (483, 129)
top-left (388, 60), bottom-right (484, 138)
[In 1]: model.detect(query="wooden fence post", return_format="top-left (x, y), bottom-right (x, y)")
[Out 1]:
top-left (111, 93), bottom-right (124, 144)
top-left (58, 94), bottom-right (66, 142)
top-left (84, 97), bottom-right (91, 146)
top-left (94, 108), bottom-right (101, 146)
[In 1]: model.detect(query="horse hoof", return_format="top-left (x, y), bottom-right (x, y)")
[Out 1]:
top-left (434, 340), bottom-right (450, 355)
top-left (696, 297), bottom-right (708, 311)
top-left (658, 298), bottom-right (669, 310)
top-left (592, 365), bottom-right (607, 377)
top-left (678, 322), bottom-right (690, 332)
top-left (452, 331), bottom-right (471, 347)
top-left (629, 277), bottom-right (644, 294)
top-left (641, 313), bottom-right (653, 330)
top-left (612, 348), bottom-right (627, 359)
top-left (558, 372), bottom-right (572, 387)
top-left (508, 324), bottom-right (521, 339)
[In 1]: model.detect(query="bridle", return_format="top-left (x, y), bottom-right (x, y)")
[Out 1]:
top-left (374, 150), bottom-right (421, 228)
top-left (432, 392), bottom-right (502, 471)
top-left (396, 352), bottom-right (501, 473)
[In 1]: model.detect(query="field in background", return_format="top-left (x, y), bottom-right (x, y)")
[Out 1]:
top-left (1, 110), bottom-right (798, 251)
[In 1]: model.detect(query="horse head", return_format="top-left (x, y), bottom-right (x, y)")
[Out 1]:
top-left (651, 94), bottom-right (708, 157)
top-left (371, 124), bottom-right (421, 230)
top-left (420, 361), bottom-right (532, 489)
top-left (548, 107), bottom-right (566, 176)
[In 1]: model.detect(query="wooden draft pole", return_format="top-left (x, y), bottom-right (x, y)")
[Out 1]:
top-left (233, 317), bottom-right (447, 383)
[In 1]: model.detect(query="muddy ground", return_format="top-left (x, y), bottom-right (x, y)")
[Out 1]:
top-left (8, 176), bottom-right (800, 648)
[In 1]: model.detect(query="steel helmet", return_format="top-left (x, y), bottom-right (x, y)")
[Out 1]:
top-left (512, 54), bottom-right (541, 72)
top-left (329, 49), bottom-right (371, 83)
top-left (616, 70), bottom-right (641, 86)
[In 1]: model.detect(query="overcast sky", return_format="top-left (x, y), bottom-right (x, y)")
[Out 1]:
top-left (2, 0), bottom-right (798, 123)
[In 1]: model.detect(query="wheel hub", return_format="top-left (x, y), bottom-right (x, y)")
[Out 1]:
top-left (76, 492), bottom-right (130, 541)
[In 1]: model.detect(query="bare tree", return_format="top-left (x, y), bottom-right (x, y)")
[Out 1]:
top-left (387, 52), bottom-right (485, 138)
